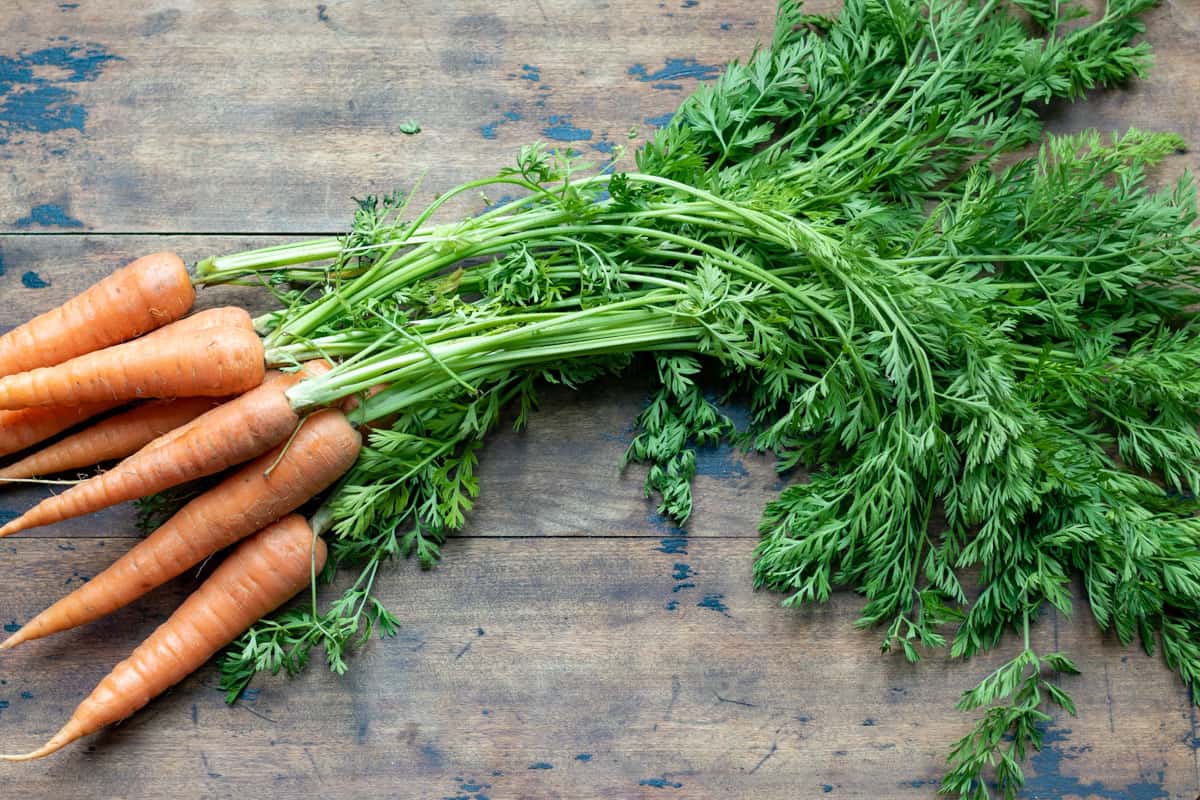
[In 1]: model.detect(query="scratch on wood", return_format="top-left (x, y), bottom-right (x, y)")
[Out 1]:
top-left (1103, 663), bottom-right (1115, 734)
top-left (665, 674), bottom-right (681, 720)
top-left (240, 703), bottom-right (276, 724)
top-left (303, 746), bottom-right (325, 783)
top-left (748, 740), bottom-right (777, 774)
top-left (714, 692), bottom-right (756, 708)
top-left (199, 751), bottom-right (221, 779)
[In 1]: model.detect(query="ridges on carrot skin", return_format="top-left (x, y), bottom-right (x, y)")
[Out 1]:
top-left (0, 359), bottom-right (332, 538)
top-left (0, 407), bottom-right (359, 648)
top-left (0, 397), bottom-right (224, 481)
top-left (0, 400), bottom-right (124, 459)
top-left (0, 515), bottom-right (327, 761)
top-left (0, 325), bottom-right (265, 411)
top-left (0, 252), bottom-right (194, 379)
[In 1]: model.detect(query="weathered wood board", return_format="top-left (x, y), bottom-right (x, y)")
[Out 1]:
top-left (1, 538), bottom-right (1197, 799)
top-left (1, 1), bottom-right (1199, 798)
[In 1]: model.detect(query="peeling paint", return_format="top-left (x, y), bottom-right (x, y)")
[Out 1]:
top-left (644, 112), bottom-right (675, 129)
top-left (697, 594), bottom-right (731, 616)
top-left (21, 271), bottom-right (50, 289)
top-left (542, 115), bottom-right (592, 142)
top-left (639, 777), bottom-right (683, 789)
top-left (14, 202), bottom-right (83, 228)
top-left (628, 58), bottom-right (721, 83)
top-left (0, 41), bottom-right (122, 144)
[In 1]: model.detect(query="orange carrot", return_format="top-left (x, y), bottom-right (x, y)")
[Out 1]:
top-left (143, 306), bottom-right (253, 338)
top-left (0, 515), bottom-right (325, 761)
top-left (0, 310), bottom-right (251, 458)
top-left (1, 408), bottom-right (359, 648)
top-left (0, 253), bottom-right (194, 379)
top-left (136, 359), bottom-right (328, 456)
top-left (0, 362), bottom-right (315, 537)
top-left (0, 398), bottom-right (223, 481)
top-left (0, 325), bottom-right (264, 411)
top-left (0, 400), bottom-right (123, 459)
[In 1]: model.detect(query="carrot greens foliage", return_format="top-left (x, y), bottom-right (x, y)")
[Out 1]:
top-left (194, 0), bottom-right (1200, 794)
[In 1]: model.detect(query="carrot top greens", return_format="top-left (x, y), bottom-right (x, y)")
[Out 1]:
top-left (193, 0), bottom-right (1200, 795)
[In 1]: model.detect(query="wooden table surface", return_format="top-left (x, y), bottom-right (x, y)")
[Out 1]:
top-left (2, 2), bottom-right (1199, 798)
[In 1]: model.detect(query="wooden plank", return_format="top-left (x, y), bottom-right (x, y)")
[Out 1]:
top-left (3, 1), bottom-right (1194, 234)
top-left (0, 0), bottom-right (779, 232)
top-left (0, 234), bottom-right (785, 541)
top-left (0, 536), bottom-right (1196, 799)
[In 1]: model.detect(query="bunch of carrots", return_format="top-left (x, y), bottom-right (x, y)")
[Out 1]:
top-left (0, 253), bottom-right (362, 760)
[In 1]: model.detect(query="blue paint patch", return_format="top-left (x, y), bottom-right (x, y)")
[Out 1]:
top-left (671, 582), bottom-right (695, 592)
top-left (476, 627), bottom-right (485, 636)
top-left (862, 718), bottom-right (876, 726)
top-left (481, 194), bottom-right (517, 214)
top-left (682, 0), bottom-right (699, 6)
top-left (238, 688), bottom-right (260, 702)
top-left (481, 708), bottom-right (490, 716)
top-left (664, 599), bottom-right (679, 611)
top-left (1024, 725), bottom-right (1168, 799)
top-left (528, 762), bottom-right (553, 770)
top-left (628, 58), bottom-right (721, 83)
top-left (899, 779), bottom-right (938, 788)
top-left (0, 249), bottom-right (4, 276)
top-left (491, 770), bottom-right (503, 776)
top-left (694, 445), bottom-right (750, 480)
top-left (651, 82), bottom-right (683, 91)
top-left (519, 64), bottom-right (541, 82)
top-left (821, 786), bottom-right (833, 793)
top-left (591, 139), bottom-right (616, 154)
top-left (0, 42), bottom-right (122, 144)
top-left (480, 121), bottom-right (500, 140)
top-left (19, 690), bottom-right (33, 699)
top-left (639, 777), bottom-right (683, 789)
top-left (671, 563), bottom-right (694, 581)
top-left (60, 3), bottom-right (80, 8)
top-left (644, 112), bottom-right (675, 129)
top-left (502, 110), bottom-right (522, 122)
top-left (719, 21), bottom-right (732, 30)
top-left (657, 537), bottom-right (687, 554)
top-left (422, 741), bottom-right (445, 767)
top-left (697, 594), bottom-right (731, 617)
top-left (21, 271), bottom-right (50, 289)
top-left (15, 202), bottom-right (83, 228)
top-left (575, 753), bottom-right (592, 762)
top-left (2, 620), bottom-right (17, 633)
top-left (542, 115), bottom-right (592, 142)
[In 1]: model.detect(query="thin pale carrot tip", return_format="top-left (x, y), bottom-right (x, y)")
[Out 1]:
top-left (0, 743), bottom-right (62, 761)
top-left (0, 522), bottom-right (24, 538)
top-left (0, 633), bottom-right (21, 650)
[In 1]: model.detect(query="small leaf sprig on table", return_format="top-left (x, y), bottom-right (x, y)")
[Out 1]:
top-left (191, 0), bottom-right (1200, 794)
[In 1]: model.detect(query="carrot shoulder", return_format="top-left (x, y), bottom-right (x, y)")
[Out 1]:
top-left (0, 397), bottom-right (224, 481)
top-left (1, 408), bottom-right (359, 647)
top-left (0, 324), bottom-right (264, 411)
top-left (0, 515), bottom-right (326, 761)
top-left (0, 253), bottom-right (194, 379)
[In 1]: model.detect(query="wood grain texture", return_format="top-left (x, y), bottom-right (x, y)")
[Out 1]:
top-left (1, 1), bottom-right (1199, 798)
top-left (0, 537), bottom-right (1197, 799)
top-left (0, 0), bottom-right (778, 232)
